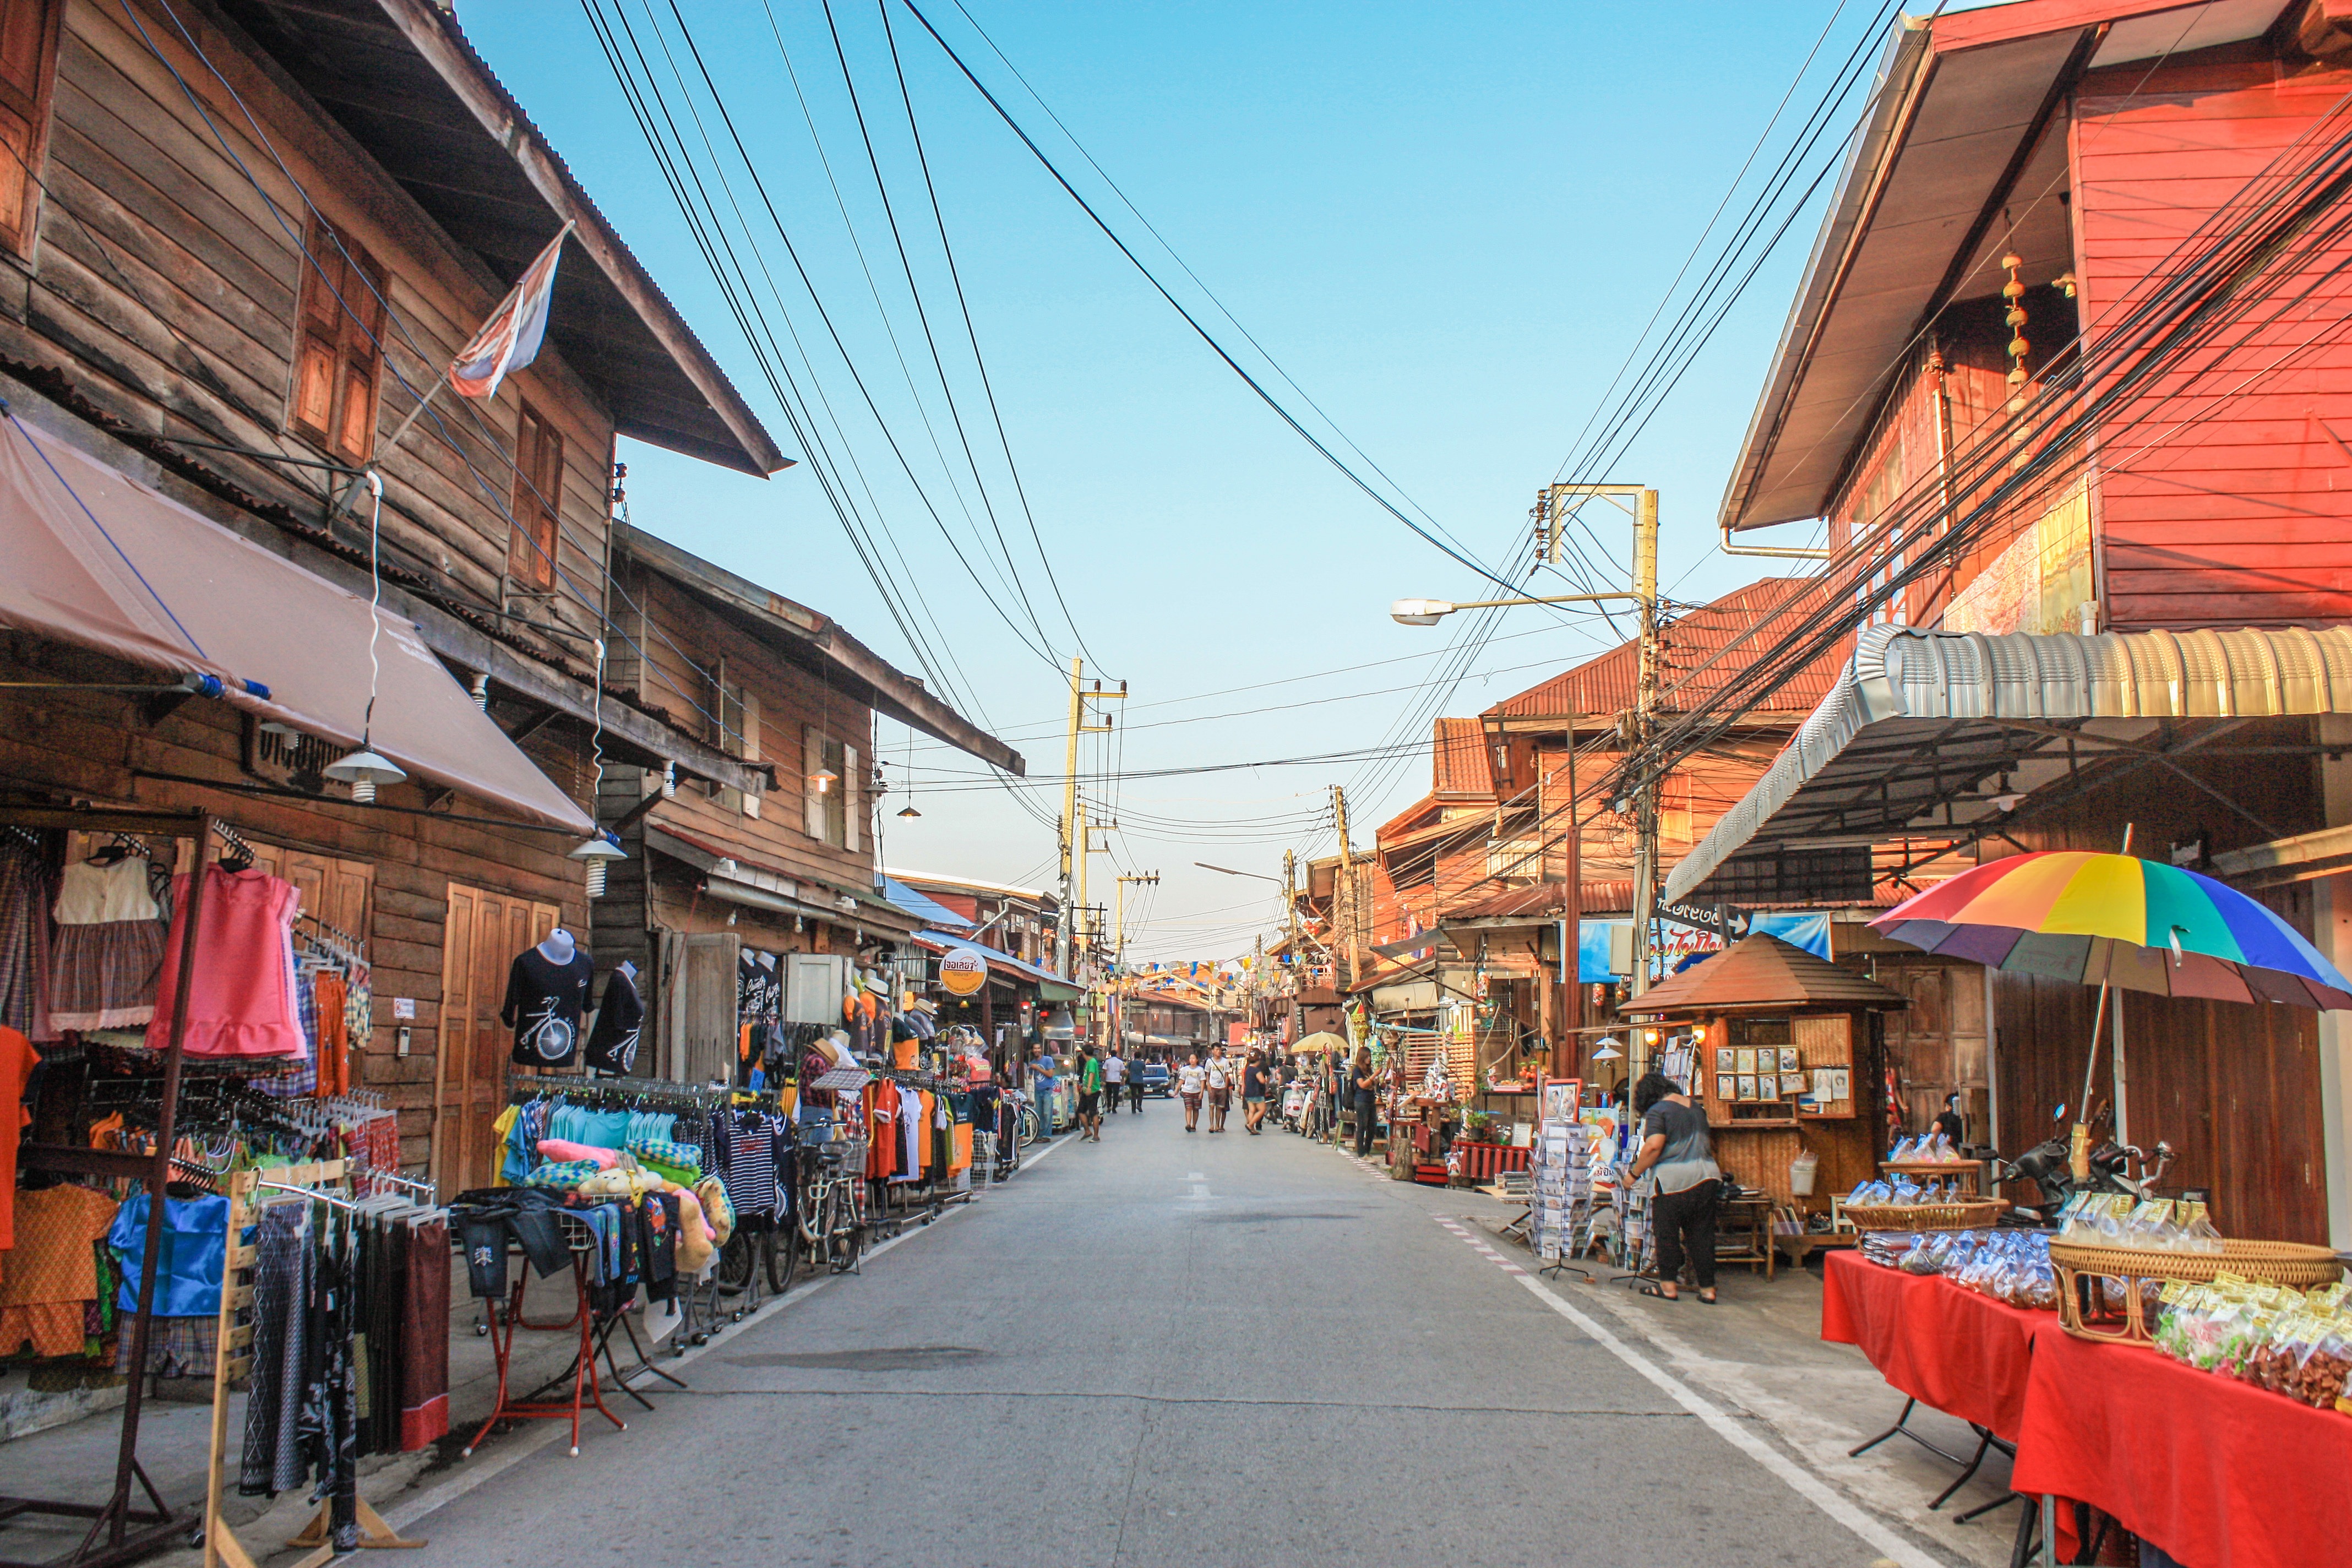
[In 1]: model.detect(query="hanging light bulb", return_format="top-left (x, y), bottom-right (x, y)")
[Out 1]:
top-left (569, 830), bottom-right (625, 897)
top-left (322, 745), bottom-right (404, 804)
top-left (897, 803), bottom-right (922, 819)
top-left (813, 765), bottom-right (839, 794)
top-left (469, 672), bottom-right (490, 711)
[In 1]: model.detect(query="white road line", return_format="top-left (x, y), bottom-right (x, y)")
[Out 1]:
top-left (1428, 1217), bottom-right (1943, 1568)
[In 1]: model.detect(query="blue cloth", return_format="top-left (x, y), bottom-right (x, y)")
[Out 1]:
top-left (574, 1108), bottom-right (630, 1151)
top-left (108, 1192), bottom-right (227, 1316)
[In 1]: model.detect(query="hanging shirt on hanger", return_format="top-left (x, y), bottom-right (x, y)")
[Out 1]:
top-left (146, 866), bottom-right (306, 1059)
top-left (500, 945), bottom-right (595, 1067)
top-left (584, 968), bottom-right (645, 1075)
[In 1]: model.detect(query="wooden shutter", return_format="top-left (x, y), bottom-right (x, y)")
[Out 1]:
top-left (843, 742), bottom-right (861, 852)
top-left (738, 690), bottom-right (760, 818)
top-left (803, 724), bottom-right (825, 841)
top-left (0, 0), bottom-right (58, 258)
top-left (507, 402), bottom-right (562, 590)
top-left (290, 217), bottom-right (387, 466)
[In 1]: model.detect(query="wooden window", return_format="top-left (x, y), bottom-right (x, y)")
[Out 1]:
top-left (803, 727), bottom-right (850, 848)
top-left (0, 0), bottom-right (58, 258)
top-left (290, 216), bottom-right (387, 465)
top-left (708, 667), bottom-right (758, 816)
top-left (508, 402), bottom-right (563, 590)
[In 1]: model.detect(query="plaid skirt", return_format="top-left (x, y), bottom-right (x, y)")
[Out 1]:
top-left (50, 919), bottom-right (165, 1031)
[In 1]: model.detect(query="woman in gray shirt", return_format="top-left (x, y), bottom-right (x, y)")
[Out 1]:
top-left (1630, 1071), bottom-right (1724, 1304)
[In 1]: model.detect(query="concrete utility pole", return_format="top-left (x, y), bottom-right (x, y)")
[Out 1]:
top-left (1536, 483), bottom-right (1660, 999)
top-left (1054, 660), bottom-right (1124, 977)
top-left (1331, 786), bottom-right (1353, 990)
top-left (1115, 871), bottom-right (1158, 970)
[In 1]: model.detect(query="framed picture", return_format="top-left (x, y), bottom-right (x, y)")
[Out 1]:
top-left (1778, 1047), bottom-right (1800, 1072)
top-left (1736, 1075), bottom-right (1757, 1102)
top-left (1715, 1048), bottom-right (1735, 1075)
top-left (1781, 1072), bottom-right (1805, 1098)
top-left (1734, 1048), bottom-right (1756, 1075)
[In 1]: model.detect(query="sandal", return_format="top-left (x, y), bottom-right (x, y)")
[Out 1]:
top-left (1637, 1281), bottom-right (1680, 1301)
top-left (1697, 1291), bottom-right (1718, 1305)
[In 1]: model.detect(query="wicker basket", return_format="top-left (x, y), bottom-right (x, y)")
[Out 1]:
top-left (1844, 1199), bottom-right (2005, 1233)
top-left (2048, 1237), bottom-right (2343, 1344)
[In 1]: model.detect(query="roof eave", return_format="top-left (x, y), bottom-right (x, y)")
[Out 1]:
top-left (373, 0), bottom-right (788, 477)
top-left (617, 522), bottom-right (1022, 774)
top-left (1718, 17), bottom-right (1936, 532)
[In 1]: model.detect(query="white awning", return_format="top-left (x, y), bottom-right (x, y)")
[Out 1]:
top-left (0, 415), bottom-right (591, 831)
top-left (1663, 622), bottom-right (2352, 904)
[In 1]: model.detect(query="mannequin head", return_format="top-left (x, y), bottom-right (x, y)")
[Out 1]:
top-left (538, 928), bottom-right (575, 963)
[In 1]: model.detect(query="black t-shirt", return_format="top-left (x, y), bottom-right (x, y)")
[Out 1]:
top-left (584, 968), bottom-right (645, 1075)
top-left (1932, 1109), bottom-right (1966, 1145)
top-left (1243, 1065), bottom-right (1268, 1097)
top-left (502, 944), bottom-right (596, 1066)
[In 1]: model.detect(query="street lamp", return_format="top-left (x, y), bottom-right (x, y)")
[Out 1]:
top-left (1195, 862), bottom-right (1282, 883)
top-left (1390, 591), bottom-right (1645, 626)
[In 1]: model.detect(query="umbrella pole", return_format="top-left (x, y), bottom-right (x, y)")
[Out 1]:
top-left (2071, 825), bottom-right (2134, 1181)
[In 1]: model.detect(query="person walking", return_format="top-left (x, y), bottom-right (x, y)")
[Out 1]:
top-left (1242, 1049), bottom-right (1270, 1135)
top-left (1629, 1070), bottom-right (1723, 1304)
top-left (1177, 1052), bottom-right (1206, 1132)
top-left (1205, 1045), bottom-right (1233, 1133)
top-left (1128, 1061), bottom-right (1145, 1115)
top-left (1030, 1048), bottom-right (1058, 1138)
top-left (1102, 1048), bottom-right (1126, 1115)
top-left (1075, 1044), bottom-right (1106, 1142)
top-left (1351, 1046), bottom-right (1380, 1157)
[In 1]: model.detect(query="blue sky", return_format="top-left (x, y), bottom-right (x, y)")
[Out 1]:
top-left (465, 0), bottom-right (1884, 960)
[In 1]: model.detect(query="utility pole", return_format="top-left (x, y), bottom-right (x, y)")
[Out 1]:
top-left (1115, 871), bottom-right (1158, 971)
top-left (1538, 483), bottom-right (1660, 1000)
top-left (1331, 786), bottom-right (1353, 990)
top-left (1054, 660), bottom-right (1124, 977)
top-left (1629, 488), bottom-right (1660, 999)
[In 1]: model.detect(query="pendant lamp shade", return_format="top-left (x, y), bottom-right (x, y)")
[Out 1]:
top-left (569, 831), bottom-right (625, 897)
top-left (322, 745), bottom-right (404, 803)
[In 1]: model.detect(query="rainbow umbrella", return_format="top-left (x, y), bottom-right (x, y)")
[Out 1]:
top-left (1871, 851), bottom-right (2352, 1010)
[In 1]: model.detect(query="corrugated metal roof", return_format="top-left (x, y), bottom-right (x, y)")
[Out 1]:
top-left (1445, 880), bottom-right (1638, 921)
top-left (1664, 622), bottom-right (2352, 905)
top-left (1433, 717), bottom-right (1493, 794)
top-left (1484, 579), bottom-right (1852, 721)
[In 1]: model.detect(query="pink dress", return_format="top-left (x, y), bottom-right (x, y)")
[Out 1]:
top-left (145, 866), bottom-right (307, 1058)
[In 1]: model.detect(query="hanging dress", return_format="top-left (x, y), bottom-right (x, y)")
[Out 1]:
top-left (49, 857), bottom-right (166, 1031)
top-left (146, 865), bottom-right (307, 1059)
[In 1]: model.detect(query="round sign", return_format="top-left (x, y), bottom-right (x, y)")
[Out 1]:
top-left (938, 947), bottom-right (988, 997)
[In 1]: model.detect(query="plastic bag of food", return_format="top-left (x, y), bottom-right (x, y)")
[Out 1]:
top-left (2124, 1199), bottom-right (2182, 1250)
top-left (2173, 1199), bottom-right (2225, 1254)
top-left (2289, 1316), bottom-right (2352, 1408)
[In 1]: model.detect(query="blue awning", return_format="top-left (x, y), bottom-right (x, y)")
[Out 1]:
top-left (913, 928), bottom-right (1082, 1000)
top-left (885, 877), bottom-right (971, 930)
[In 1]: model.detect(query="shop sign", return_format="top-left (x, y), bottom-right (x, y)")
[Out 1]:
top-left (938, 947), bottom-right (989, 997)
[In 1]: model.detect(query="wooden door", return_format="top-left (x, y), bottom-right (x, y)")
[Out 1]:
top-left (677, 932), bottom-right (739, 1086)
top-left (247, 842), bottom-right (373, 948)
top-left (435, 883), bottom-right (558, 1194)
top-left (1881, 960), bottom-right (1990, 1146)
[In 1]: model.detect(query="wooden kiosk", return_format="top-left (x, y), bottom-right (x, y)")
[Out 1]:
top-left (1621, 934), bottom-right (1906, 1222)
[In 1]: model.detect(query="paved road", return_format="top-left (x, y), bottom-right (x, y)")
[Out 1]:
top-left (396, 1107), bottom-right (1950, 1567)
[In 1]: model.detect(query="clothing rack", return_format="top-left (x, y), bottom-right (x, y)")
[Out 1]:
top-left (201, 1162), bottom-right (423, 1568)
top-left (3, 807), bottom-right (223, 1568)
top-left (292, 910), bottom-right (365, 962)
top-left (508, 1070), bottom-right (772, 1112)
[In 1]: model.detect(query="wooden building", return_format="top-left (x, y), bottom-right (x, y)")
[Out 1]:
top-left (590, 526), bottom-right (1018, 1090)
top-left (1674, 0), bottom-right (2352, 1245)
top-left (0, 0), bottom-right (823, 1193)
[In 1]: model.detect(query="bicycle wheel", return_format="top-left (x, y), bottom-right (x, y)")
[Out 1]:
top-left (714, 1227), bottom-right (756, 1297)
top-left (822, 1183), bottom-right (863, 1272)
top-left (764, 1222), bottom-right (799, 1295)
top-left (1016, 1106), bottom-right (1041, 1148)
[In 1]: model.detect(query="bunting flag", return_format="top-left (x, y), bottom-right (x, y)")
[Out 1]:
top-left (450, 221), bottom-right (573, 400)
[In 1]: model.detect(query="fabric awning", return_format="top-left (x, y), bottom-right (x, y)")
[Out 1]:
top-left (0, 416), bottom-right (591, 831)
top-left (883, 877), bottom-right (971, 930)
top-left (1664, 623), bottom-right (2352, 905)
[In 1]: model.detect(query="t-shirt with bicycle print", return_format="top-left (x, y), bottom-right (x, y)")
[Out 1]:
top-left (502, 946), bottom-right (596, 1067)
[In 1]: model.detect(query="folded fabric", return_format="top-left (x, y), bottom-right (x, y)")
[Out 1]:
top-left (627, 1136), bottom-right (701, 1172)
top-left (521, 1160), bottom-right (602, 1190)
top-left (536, 1139), bottom-right (620, 1169)
top-left (640, 1157), bottom-right (700, 1188)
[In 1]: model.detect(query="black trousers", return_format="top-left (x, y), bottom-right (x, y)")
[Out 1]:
top-left (1652, 1178), bottom-right (1721, 1289)
top-left (1353, 1093), bottom-right (1378, 1155)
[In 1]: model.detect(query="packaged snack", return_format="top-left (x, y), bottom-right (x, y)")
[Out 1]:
top-left (2124, 1199), bottom-right (2182, 1250)
top-left (2291, 1316), bottom-right (2352, 1408)
top-left (2173, 1200), bottom-right (2225, 1254)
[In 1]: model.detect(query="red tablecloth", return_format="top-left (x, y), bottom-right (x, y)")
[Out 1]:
top-left (1821, 1248), bottom-right (2043, 1439)
top-left (2012, 1326), bottom-right (2352, 1568)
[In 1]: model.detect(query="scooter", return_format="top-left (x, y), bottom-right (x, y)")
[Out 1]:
top-left (1281, 1080), bottom-right (1313, 1131)
top-left (1991, 1104), bottom-right (2176, 1225)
